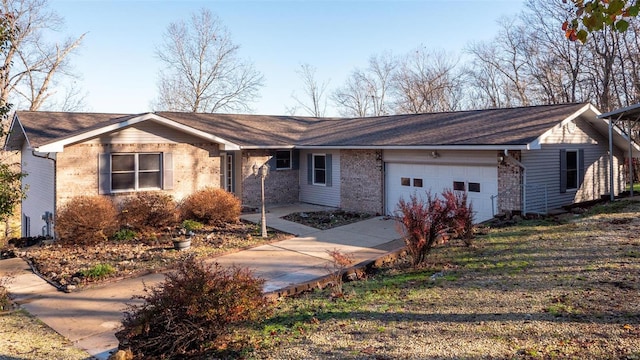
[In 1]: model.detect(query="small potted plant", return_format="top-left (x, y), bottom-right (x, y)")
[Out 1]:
top-left (172, 226), bottom-right (194, 251)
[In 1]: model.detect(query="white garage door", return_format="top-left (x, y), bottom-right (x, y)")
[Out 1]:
top-left (385, 163), bottom-right (498, 223)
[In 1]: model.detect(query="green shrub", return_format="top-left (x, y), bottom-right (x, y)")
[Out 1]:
top-left (119, 193), bottom-right (178, 232)
top-left (81, 263), bottom-right (115, 280)
top-left (181, 219), bottom-right (204, 232)
top-left (179, 188), bottom-right (241, 226)
top-left (116, 256), bottom-right (272, 358)
top-left (56, 196), bottom-right (119, 245)
top-left (112, 228), bottom-right (137, 241)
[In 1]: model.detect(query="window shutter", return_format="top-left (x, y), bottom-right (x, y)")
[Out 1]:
top-left (560, 149), bottom-right (567, 193)
top-left (163, 153), bottom-right (173, 190)
top-left (267, 151), bottom-right (277, 170)
top-left (98, 153), bottom-right (111, 195)
top-left (578, 149), bottom-right (585, 187)
top-left (307, 153), bottom-right (313, 184)
top-left (292, 149), bottom-right (300, 170)
top-left (326, 154), bottom-right (333, 187)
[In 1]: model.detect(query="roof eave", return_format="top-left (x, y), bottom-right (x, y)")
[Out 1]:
top-left (35, 113), bottom-right (242, 152)
top-left (529, 103), bottom-right (597, 149)
top-left (294, 145), bottom-right (530, 150)
top-left (3, 113), bottom-right (31, 151)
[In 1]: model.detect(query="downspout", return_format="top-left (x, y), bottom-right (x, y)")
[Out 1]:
top-left (609, 117), bottom-right (615, 201)
top-left (31, 151), bottom-right (56, 237)
top-left (503, 150), bottom-right (527, 215)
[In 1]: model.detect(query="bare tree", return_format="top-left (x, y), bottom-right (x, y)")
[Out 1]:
top-left (154, 9), bottom-right (264, 113)
top-left (0, 0), bottom-right (86, 111)
top-left (332, 52), bottom-right (395, 117)
top-left (289, 63), bottom-right (329, 117)
top-left (392, 46), bottom-right (462, 113)
top-left (331, 69), bottom-right (372, 117)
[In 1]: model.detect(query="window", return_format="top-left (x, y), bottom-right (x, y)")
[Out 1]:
top-left (401, 177), bottom-right (410, 186)
top-left (565, 150), bottom-right (578, 190)
top-left (313, 154), bottom-right (326, 185)
top-left (453, 181), bottom-right (465, 191)
top-left (560, 149), bottom-right (583, 193)
top-left (413, 178), bottom-right (423, 187)
top-left (276, 150), bottom-right (292, 170)
top-left (468, 182), bottom-right (481, 192)
top-left (111, 153), bottom-right (161, 191)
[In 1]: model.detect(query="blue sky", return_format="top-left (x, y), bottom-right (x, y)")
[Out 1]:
top-left (50, 0), bottom-right (526, 115)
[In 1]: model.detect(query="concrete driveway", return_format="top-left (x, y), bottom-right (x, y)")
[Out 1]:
top-left (0, 203), bottom-right (403, 359)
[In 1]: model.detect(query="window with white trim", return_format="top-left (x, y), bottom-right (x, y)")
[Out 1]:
top-left (313, 154), bottom-right (326, 185)
top-left (111, 153), bottom-right (161, 191)
top-left (276, 150), bottom-right (292, 170)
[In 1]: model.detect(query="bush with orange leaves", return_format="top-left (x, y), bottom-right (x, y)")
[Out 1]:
top-left (179, 187), bottom-right (241, 226)
top-left (55, 196), bottom-right (119, 245)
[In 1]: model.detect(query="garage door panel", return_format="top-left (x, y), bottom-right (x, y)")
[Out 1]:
top-left (386, 163), bottom-right (497, 223)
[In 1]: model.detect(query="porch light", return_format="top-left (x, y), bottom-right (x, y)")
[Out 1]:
top-left (252, 163), bottom-right (270, 238)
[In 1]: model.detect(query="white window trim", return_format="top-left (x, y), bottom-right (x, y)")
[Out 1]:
top-left (312, 153), bottom-right (327, 186)
top-left (111, 153), bottom-right (162, 192)
top-left (276, 150), bottom-right (292, 170)
top-left (565, 149), bottom-right (579, 191)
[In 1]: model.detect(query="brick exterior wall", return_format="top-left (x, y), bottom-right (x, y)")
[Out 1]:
top-left (340, 149), bottom-right (383, 214)
top-left (56, 142), bottom-right (221, 207)
top-left (497, 150), bottom-right (522, 214)
top-left (241, 150), bottom-right (299, 206)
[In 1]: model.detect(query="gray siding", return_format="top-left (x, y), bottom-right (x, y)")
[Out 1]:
top-left (84, 121), bottom-right (206, 144)
top-left (299, 150), bottom-right (340, 207)
top-left (523, 117), bottom-right (624, 210)
top-left (21, 144), bottom-right (56, 237)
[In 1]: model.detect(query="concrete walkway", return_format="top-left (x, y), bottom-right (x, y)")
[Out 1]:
top-left (0, 204), bottom-right (404, 359)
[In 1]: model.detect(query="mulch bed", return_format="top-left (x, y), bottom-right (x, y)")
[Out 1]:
top-left (1, 221), bottom-right (291, 291)
top-left (282, 210), bottom-right (373, 230)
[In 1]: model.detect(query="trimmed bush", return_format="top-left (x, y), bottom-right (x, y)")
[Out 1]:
top-left (56, 196), bottom-right (119, 245)
top-left (116, 256), bottom-right (272, 358)
top-left (179, 188), bottom-right (241, 225)
top-left (119, 193), bottom-right (178, 232)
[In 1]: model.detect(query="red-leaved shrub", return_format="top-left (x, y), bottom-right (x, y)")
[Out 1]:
top-left (396, 189), bottom-right (475, 267)
top-left (56, 196), bottom-right (119, 245)
top-left (179, 187), bottom-right (241, 225)
top-left (441, 189), bottom-right (475, 246)
top-left (116, 256), bottom-right (272, 358)
top-left (396, 192), bottom-right (452, 266)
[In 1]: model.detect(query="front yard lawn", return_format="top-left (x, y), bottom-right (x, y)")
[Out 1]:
top-left (251, 200), bottom-right (640, 359)
top-left (1, 200), bottom-right (639, 359)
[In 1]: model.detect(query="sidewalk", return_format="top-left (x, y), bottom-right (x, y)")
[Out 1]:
top-left (0, 204), bottom-right (404, 359)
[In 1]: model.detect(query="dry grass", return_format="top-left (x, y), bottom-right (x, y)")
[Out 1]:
top-left (1, 201), bottom-right (640, 359)
top-left (252, 200), bottom-right (640, 359)
top-left (0, 310), bottom-right (90, 360)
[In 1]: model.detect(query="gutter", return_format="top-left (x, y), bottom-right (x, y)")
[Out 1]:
top-left (31, 151), bottom-right (56, 238)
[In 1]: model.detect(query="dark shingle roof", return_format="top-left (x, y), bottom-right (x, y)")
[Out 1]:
top-left (301, 103), bottom-right (589, 146)
top-left (154, 112), bottom-right (319, 147)
top-left (12, 112), bottom-right (136, 148)
top-left (10, 103), bottom-right (590, 149)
